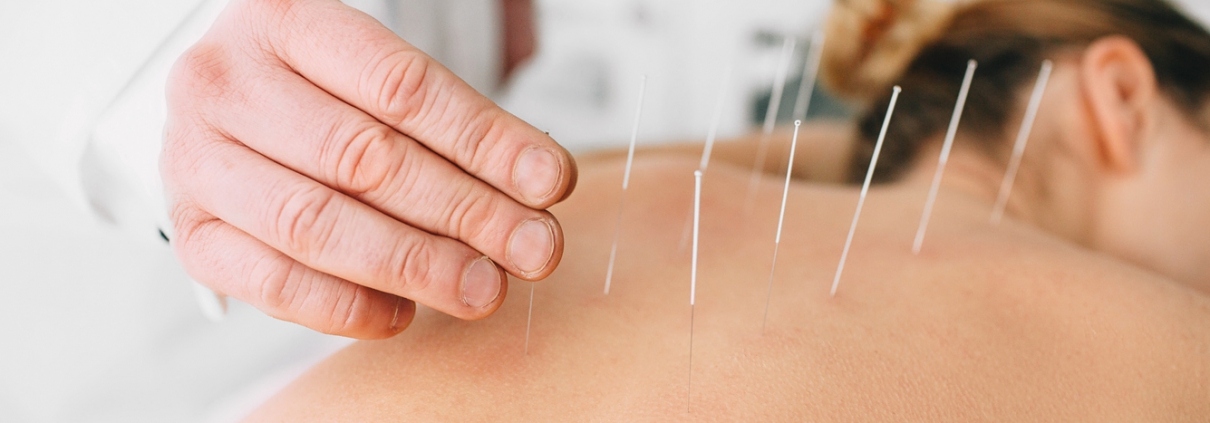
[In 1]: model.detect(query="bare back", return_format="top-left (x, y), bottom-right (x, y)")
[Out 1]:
top-left (248, 154), bottom-right (1210, 422)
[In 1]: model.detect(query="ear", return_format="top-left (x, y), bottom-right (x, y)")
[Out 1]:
top-left (1078, 36), bottom-right (1160, 173)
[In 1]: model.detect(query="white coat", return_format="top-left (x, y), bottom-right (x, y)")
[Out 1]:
top-left (0, 0), bottom-right (503, 241)
top-left (0, 1), bottom-right (501, 421)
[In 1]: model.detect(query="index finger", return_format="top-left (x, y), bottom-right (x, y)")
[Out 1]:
top-left (252, 0), bottom-right (576, 208)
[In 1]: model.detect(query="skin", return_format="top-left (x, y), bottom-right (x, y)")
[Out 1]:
top-left (585, 120), bottom-right (859, 185)
top-left (244, 38), bottom-right (1210, 420)
top-left (163, 0), bottom-right (573, 340)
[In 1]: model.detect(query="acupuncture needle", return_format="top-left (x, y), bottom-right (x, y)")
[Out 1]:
top-left (745, 37), bottom-right (797, 208)
top-left (757, 31), bottom-right (820, 323)
top-left (687, 169), bottom-right (703, 412)
top-left (791, 29), bottom-right (825, 122)
top-left (524, 282), bottom-right (535, 355)
top-left (754, 33), bottom-right (823, 310)
top-left (604, 75), bottom-right (648, 295)
top-left (831, 86), bottom-right (902, 297)
top-left (523, 128), bottom-right (559, 354)
top-left (991, 60), bottom-right (1053, 225)
top-left (762, 120), bottom-right (802, 333)
top-left (769, 29), bottom-right (822, 178)
top-left (912, 60), bottom-right (978, 254)
top-left (679, 66), bottom-right (733, 252)
top-left (700, 65), bottom-right (733, 173)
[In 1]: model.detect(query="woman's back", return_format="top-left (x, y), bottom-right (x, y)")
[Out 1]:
top-left (248, 154), bottom-right (1210, 421)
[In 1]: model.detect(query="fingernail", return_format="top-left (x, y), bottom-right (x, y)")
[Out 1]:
top-left (462, 258), bottom-right (502, 308)
top-left (508, 219), bottom-right (555, 276)
top-left (514, 147), bottom-right (560, 203)
top-left (389, 297), bottom-right (403, 331)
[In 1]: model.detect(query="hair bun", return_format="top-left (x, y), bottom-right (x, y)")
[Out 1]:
top-left (822, 0), bottom-right (959, 100)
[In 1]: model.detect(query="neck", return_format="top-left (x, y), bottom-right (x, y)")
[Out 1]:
top-left (895, 141), bottom-right (1096, 249)
top-left (897, 145), bottom-right (1011, 214)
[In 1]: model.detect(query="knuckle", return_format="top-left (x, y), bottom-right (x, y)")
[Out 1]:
top-left (384, 141), bottom-right (429, 213)
top-left (360, 46), bottom-right (507, 180)
top-left (455, 114), bottom-right (506, 177)
top-left (367, 138), bottom-right (435, 216)
top-left (323, 285), bottom-right (377, 336)
top-left (327, 123), bottom-right (402, 198)
top-left (253, 258), bottom-right (307, 318)
top-left (165, 209), bottom-right (230, 291)
top-left (168, 201), bottom-right (216, 255)
top-left (388, 235), bottom-right (435, 295)
top-left (364, 50), bottom-right (439, 128)
top-left (447, 186), bottom-right (500, 243)
top-left (254, 254), bottom-right (383, 337)
top-left (251, 255), bottom-right (377, 339)
top-left (159, 139), bottom-right (233, 232)
top-left (169, 43), bottom-right (236, 108)
top-left (168, 202), bottom-right (201, 245)
top-left (160, 124), bottom-right (214, 189)
top-left (268, 184), bottom-right (343, 258)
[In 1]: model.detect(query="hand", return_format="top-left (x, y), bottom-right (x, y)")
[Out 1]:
top-left (162, 0), bottom-right (576, 339)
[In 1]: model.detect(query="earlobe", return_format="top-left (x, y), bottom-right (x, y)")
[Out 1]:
top-left (1078, 36), bottom-right (1159, 173)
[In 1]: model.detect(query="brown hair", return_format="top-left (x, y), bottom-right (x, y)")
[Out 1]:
top-left (824, 0), bottom-right (1210, 183)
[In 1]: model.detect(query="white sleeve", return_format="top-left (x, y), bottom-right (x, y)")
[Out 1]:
top-left (0, 0), bottom-right (499, 242)
top-left (87, 0), bottom-right (504, 241)
top-left (0, 0), bottom-right (218, 238)
top-left (86, 0), bottom-right (231, 240)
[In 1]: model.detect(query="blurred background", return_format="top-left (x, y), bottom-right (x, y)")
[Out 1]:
top-left (1, 0), bottom-right (1208, 421)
